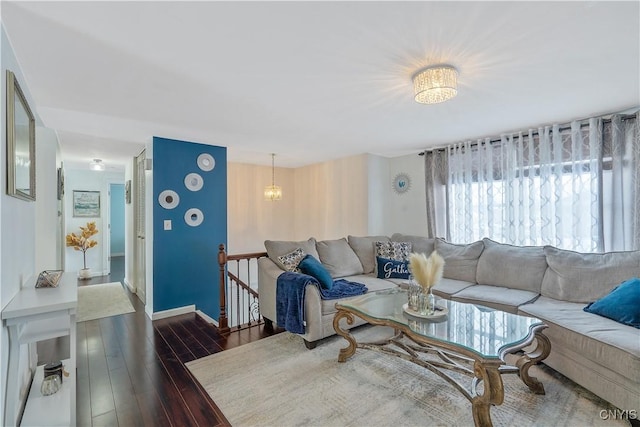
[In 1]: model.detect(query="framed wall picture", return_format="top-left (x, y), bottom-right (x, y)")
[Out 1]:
top-left (6, 70), bottom-right (36, 201)
top-left (73, 190), bottom-right (100, 217)
top-left (57, 168), bottom-right (65, 200)
top-left (125, 180), bottom-right (132, 204)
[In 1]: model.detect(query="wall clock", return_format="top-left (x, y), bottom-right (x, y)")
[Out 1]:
top-left (392, 173), bottom-right (412, 195)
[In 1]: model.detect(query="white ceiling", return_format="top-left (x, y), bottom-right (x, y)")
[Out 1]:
top-left (3, 1), bottom-right (639, 168)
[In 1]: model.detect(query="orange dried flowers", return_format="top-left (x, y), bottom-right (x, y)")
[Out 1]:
top-left (66, 222), bottom-right (99, 269)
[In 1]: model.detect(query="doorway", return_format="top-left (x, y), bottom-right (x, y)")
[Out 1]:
top-left (109, 183), bottom-right (126, 282)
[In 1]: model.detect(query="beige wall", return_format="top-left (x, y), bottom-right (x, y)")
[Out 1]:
top-left (227, 162), bottom-right (295, 254)
top-left (227, 152), bottom-right (431, 255)
top-left (385, 153), bottom-right (428, 236)
top-left (293, 154), bottom-right (370, 241)
top-left (227, 154), bottom-right (370, 254)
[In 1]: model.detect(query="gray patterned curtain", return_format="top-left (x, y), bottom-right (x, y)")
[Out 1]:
top-left (425, 110), bottom-right (639, 252)
top-left (604, 112), bottom-right (640, 251)
top-left (423, 150), bottom-right (448, 239)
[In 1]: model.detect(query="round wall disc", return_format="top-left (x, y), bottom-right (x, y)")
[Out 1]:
top-left (184, 173), bottom-right (204, 191)
top-left (184, 208), bottom-right (204, 227)
top-left (158, 190), bottom-right (180, 209)
top-left (197, 153), bottom-right (215, 171)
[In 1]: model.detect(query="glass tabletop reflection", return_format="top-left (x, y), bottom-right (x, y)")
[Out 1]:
top-left (335, 289), bottom-right (543, 359)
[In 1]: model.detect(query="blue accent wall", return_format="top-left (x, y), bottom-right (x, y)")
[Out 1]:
top-left (153, 137), bottom-right (227, 318)
top-left (110, 184), bottom-right (125, 255)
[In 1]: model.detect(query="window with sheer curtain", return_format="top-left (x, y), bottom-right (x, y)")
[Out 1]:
top-left (424, 112), bottom-right (639, 252)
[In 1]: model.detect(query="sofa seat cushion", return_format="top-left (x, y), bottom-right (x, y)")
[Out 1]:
top-left (431, 278), bottom-right (475, 299)
top-left (451, 285), bottom-right (539, 314)
top-left (319, 275), bottom-right (396, 315)
top-left (541, 246), bottom-right (640, 303)
top-left (265, 238), bottom-right (320, 271)
top-left (348, 235), bottom-right (390, 274)
top-left (435, 239), bottom-right (484, 282)
top-left (476, 238), bottom-right (546, 293)
top-left (518, 296), bottom-right (640, 382)
top-left (316, 238), bottom-right (364, 278)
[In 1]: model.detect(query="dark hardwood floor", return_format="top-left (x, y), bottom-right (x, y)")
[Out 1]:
top-left (38, 258), bottom-right (281, 427)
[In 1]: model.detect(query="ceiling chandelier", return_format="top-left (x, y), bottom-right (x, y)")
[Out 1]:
top-left (264, 153), bottom-right (282, 201)
top-left (413, 65), bottom-right (458, 104)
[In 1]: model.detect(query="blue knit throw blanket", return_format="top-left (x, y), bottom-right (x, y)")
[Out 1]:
top-left (276, 272), bottom-right (368, 334)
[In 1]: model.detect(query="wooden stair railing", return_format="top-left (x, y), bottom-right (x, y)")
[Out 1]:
top-left (218, 244), bottom-right (268, 335)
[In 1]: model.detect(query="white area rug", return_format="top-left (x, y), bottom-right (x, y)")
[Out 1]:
top-left (187, 326), bottom-right (627, 427)
top-left (77, 282), bottom-right (135, 322)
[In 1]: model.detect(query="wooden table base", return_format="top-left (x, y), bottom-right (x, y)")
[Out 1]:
top-left (333, 309), bottom-right (551, 427)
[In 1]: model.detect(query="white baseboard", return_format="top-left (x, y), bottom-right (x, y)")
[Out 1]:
top-left (151, 305), bottom-right (196, 320)
top-left (196, 310), bottom-right (219, 327)
top-left (123, 278), bottom-right (136, 293)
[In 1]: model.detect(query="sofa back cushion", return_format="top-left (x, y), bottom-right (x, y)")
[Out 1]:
top-left (476, 238), bottom-right (547, 293)
top-left (391, 233), bottom-right (435, 256)
top-left (265, 238), bottom-right (320, 271)
top-left (316, 238), bottom-right (364, 278)
top-left (541, 246), bottom-right (640, 303)
top-left (348, 235), bottom-right (390, 274)
top-left (434, 239), bottom-right (484, 283)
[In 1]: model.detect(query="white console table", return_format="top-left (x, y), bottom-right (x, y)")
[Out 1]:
top-left (1, 272), bottom-right (77, 427)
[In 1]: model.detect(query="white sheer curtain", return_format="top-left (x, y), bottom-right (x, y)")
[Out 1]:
top-left (433, 111), bottom-right (639, 252)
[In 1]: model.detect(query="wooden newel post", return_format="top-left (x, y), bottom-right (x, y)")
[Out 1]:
top-left (218, 243), bottom-right (230, 335)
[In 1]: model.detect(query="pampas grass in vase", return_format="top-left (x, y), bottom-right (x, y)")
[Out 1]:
top-left (408, 251), bottom-right (445, 294)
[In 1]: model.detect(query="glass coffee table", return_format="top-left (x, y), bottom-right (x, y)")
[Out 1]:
top-left (333, 289), bottom-right (551, 427)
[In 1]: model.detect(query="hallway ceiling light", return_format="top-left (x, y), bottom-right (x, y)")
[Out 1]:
top-left (90, 159), bottom-right (105, 171)
top-left (264, 153), bottom-right (282, 201)
top-left (413, 65), bottom-right (458, 104)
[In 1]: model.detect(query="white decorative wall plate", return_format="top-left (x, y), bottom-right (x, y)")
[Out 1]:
top-left (158, 190), bottom-right (180, 209)
top-left (184, 173), bottom-right (204, 191)
top-left (392, 173), bottom-right (412, 194)
top-left (197, 153), bottom-right (215, 171)
top-left (184, 208), bottom-right (204, 227)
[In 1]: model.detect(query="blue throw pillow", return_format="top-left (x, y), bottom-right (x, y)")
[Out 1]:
top-left (376, 256), bottom-right (410, 280)
top-left (298, 254), bottom-right (334, 290)
top-left (584, 277), bottom-right (640, 328)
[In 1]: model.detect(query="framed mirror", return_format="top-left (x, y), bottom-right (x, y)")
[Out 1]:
top-left (6, 70), bottom-right (36, 201)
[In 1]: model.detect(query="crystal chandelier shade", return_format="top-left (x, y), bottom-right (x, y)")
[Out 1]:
top-left (264, 153), bottom-right (282, 201)
top-left (413, 65), bottom-right (458, 104)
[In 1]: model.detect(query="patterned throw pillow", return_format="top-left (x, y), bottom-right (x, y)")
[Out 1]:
top-left (277, 248), bottom-right (306, 272)
top-left (374, 241), bottom-right (412, 275)
top-left (374, 241), bottom-right (412, 262)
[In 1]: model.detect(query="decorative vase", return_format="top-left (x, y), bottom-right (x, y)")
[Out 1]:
top-left (427, 288), bottom-right (436, 315)
top-left (78, 268), bottom-right (91, 280)
top-left (418, 287), bottom-right (437, 315)
top-left (407, 277), bottom-right (421, 311)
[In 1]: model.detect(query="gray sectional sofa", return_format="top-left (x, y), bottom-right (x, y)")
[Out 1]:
top-left (257, 234), bottom-right (640, 412)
